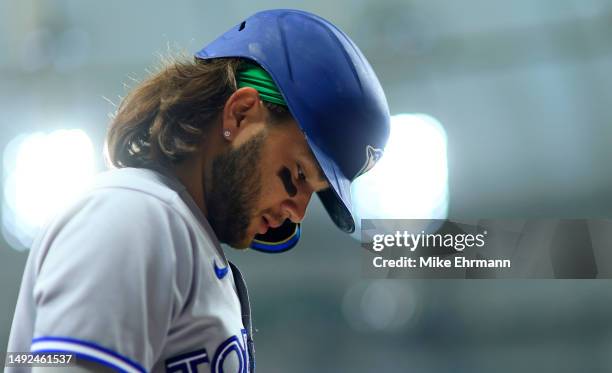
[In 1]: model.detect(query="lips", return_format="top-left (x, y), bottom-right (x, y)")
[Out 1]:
top-left (265, 214), bottom-right (285, 229)
top-left (258, 214), bottom-right (284, 235)
top-left (258, 216), bottom-right (270, 235)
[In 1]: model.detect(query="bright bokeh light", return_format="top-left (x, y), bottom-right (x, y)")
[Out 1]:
top-left (342, 280), bottom-right (419, 333)
top-left (2, 129), bottom-right (96, 250)
top-left (351, 113), bottom-right (449, 232)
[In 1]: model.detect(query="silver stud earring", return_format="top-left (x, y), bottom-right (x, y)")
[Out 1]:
top-left (223, 130), bottom-right (231, 138)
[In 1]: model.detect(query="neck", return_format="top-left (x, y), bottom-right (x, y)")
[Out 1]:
top-left (171, 129), bottom-right (226, 218)
top-left (173, 155), bottom-right (208, 216)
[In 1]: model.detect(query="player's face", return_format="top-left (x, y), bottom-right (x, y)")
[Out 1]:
top-left (206, 119), bottom-right (329, 249)
top-left (248, 120), bottom-right (330, 241)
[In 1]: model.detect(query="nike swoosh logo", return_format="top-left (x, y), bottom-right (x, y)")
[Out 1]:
top-left (214, 260), bottom-right (229, 280)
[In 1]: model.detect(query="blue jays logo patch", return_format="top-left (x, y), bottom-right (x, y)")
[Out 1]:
top-left (355, 145), bottom-right (384, 178)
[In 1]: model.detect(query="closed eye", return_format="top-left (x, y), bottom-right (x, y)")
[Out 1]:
top-left (278, 167), bottom-right (297, 197)
top-left (297, 163), bottom-right (306, 182)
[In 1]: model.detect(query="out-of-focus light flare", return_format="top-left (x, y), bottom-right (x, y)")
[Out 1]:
top-left (342, 280), bottom-right (419, 333)
top-left (351, 113), bottom-right (449, 234)
top-left (2, 129), bottom-right (95, 250)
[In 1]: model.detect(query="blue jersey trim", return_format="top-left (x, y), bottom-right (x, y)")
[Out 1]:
top-left (32, 336), bottom-right (146, 372)
top-left (76, 352), bottom-right (132, 372)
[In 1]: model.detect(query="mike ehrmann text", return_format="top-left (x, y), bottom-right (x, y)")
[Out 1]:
top-left (373, 256), bottom-right (512, 269)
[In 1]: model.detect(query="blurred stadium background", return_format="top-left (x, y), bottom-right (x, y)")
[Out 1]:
top-left (2, 0), bottom-right (612, 372)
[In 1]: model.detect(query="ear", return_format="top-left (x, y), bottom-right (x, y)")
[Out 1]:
top-left (221, 87), bottom-right (266, 142)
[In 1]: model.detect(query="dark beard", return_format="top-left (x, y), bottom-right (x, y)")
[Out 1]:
top-left (206, 133), bottom-right (265, 248)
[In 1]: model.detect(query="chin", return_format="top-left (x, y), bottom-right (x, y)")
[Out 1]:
top-left (228, 231), bottom-right (256, 250)
top-left (231, 241), bottom-right (251, 250)
top-left (224, 221), bottom-right (261, 250)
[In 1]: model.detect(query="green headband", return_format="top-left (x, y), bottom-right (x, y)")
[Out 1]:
top-left (236, 62), bottom-right (287, 106)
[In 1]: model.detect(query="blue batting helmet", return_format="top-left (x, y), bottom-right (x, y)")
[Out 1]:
top-left (195, 9), bottom-right (390, 252)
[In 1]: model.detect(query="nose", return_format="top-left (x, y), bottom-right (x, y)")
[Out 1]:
top-left (281, 190), bottom-right (313, 223)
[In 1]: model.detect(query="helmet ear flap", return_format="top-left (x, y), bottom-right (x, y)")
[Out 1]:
top-left (250, 220), bottom-right (301, 253)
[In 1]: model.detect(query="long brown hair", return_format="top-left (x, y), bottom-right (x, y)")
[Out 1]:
top-left (106, 57), bottom-right (292, 168)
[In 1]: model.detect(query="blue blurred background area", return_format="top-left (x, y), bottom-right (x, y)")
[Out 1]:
top-left (2, 1), bottom-right (612, 372)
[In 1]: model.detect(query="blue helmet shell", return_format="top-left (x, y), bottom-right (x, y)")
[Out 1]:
top-left (196, 9), bottom-right (390, 252)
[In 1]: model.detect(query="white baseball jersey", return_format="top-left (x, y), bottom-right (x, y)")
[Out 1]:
top-left (7, 167), bottom-right (255, 373)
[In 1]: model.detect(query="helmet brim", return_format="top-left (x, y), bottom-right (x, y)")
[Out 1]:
top-left (307, 137), bottom-right (355, 233)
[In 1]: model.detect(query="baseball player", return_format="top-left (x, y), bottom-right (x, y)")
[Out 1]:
top-left (7, 9), bottom-right (390, 373)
